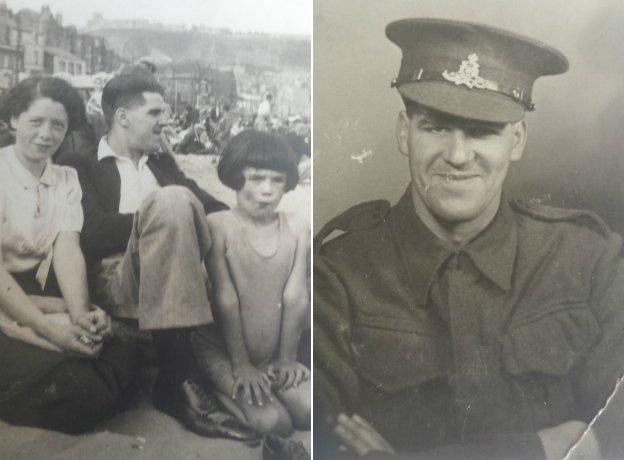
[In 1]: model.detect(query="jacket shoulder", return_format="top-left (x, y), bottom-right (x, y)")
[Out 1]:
top-left (150, 151), bottom-right (180, 170)
top-left (511, 199), bottom-right (611, 238)
top-left (314, 200), bottom-right (391, 251)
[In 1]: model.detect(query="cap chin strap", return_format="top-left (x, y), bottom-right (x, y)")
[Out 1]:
top-left (390, 72), bottom-right (535, 111)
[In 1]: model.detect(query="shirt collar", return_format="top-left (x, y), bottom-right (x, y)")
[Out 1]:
top-left (7, 145), bottom-right (54, 188)
top-left (389, 188), bottom-right (517, 306)
top-left (97, 136), bottom-right (117, 162)
top-left (97, 136), bottom-right (155, 167)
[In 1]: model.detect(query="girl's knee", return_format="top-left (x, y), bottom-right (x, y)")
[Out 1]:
top-left (286, 392), bottom-right (311, 430)
top-left (246, 404), bottom-right (293, 436)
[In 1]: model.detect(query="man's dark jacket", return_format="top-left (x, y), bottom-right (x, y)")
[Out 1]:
top-left (59, 149), bottom-right (228, 265)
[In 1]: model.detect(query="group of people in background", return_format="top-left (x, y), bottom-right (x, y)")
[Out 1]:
top-left (0, 67), bottom-right (310, 456)
top-left (171, 96), bottom-right (310, 163)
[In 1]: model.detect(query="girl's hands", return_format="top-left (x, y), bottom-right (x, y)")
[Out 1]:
top-left (231, 363), bottom-right (275, 406)
top-left (267, 358), bottom-right (310, 390)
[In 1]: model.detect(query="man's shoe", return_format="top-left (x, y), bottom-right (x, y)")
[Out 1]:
top-left (263, 435), bottom-right (310, 460)
top-left (153, 378), bottom-right (216, 415)
top-left (153, 378), bottom-right (259, 441)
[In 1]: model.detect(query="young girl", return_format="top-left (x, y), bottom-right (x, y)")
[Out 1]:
top-left (192, 129), bottom-right (310, 436)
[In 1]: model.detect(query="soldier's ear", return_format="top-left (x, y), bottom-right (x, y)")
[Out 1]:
top-left (510, 120), bottom-right (527, 162)
top-left (396, 110), bottom-right (410, 157)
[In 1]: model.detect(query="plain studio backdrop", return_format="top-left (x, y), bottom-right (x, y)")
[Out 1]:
top-left (313, 0), bottom-right (624, 236)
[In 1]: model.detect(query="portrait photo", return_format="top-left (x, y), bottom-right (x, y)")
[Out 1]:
top-left (313, 0), bottom-right (624, 458)
top-left (0, 1), bottom-right (311, 459)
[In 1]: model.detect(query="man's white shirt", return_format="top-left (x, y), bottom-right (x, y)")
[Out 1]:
top-left (97, 137), bottom-right (161, 214)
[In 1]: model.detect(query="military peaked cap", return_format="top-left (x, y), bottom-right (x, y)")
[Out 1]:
top-left (386, 18), bottom-right (569, 122)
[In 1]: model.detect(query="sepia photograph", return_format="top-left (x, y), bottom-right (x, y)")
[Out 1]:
top-left (313, 0), bottom-right (624, 458)
top-left (0, 1), bottom-right (310, 459)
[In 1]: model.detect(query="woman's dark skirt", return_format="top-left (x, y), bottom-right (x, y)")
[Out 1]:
top-left (0, 268), bottom-right (140, 433)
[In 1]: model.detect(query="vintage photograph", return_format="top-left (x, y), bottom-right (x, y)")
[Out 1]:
top-left (314, 0), bottom-right (624, 458)
top-left (0, 1), bottom-right (310, 459)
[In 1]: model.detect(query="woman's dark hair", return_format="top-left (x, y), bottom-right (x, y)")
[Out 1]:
top-left (218, 129), bottom-right (299, 192)
top-left (0, 76), bottom-right (86, 131)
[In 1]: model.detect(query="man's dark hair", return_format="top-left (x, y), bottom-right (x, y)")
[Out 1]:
top-left (0, 76), bottom-right (86, 131)
top-left (402, 97), bottom-right (429, 119)
top-left (218, 129), bottom-right (299, 192)
top-left (101, 74), bottom-right (165, 128)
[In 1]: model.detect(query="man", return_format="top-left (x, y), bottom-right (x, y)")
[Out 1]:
top-left (254, 93), bottom-right (273, 132)
top-left (314, 18), bottom-right (624, 458)
top-left (60, 75), bottom-right (244, 438)
top-left (213, 102), bottom-right (236, 151)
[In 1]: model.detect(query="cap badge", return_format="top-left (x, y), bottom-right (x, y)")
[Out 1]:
top-left (512, 87), bottom-right (524, 100)
top-left (442, 53), bottom-right (498, 90)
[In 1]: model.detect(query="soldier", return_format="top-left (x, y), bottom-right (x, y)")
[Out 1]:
top-left (314, 18), bottom-right (624, 459)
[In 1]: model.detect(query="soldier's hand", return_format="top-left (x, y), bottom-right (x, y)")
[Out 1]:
top-left (334, 413), bottom-right (395, 457)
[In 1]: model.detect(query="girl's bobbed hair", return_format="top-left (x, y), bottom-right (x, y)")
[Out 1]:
top-left (218, 129), bottom-right (299, 192)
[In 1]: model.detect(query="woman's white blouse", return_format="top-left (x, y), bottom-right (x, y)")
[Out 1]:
top-left (0, 145), bottom-right (83, 288)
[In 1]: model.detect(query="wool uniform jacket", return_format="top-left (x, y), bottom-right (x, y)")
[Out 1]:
top-left (314, 190), bottom-right (624, 459)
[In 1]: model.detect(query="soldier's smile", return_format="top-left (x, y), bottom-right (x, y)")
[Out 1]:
top-left (398, 107), bottom-right (526, 224)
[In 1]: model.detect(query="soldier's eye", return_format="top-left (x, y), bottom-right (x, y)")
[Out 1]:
top-left (423, 123), bottom-right (450, 133)
top-left (466, 126), bottom-right (500, 138)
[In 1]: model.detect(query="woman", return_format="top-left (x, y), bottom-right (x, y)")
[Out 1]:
top-left (0, 77), bottom-right (139, 434)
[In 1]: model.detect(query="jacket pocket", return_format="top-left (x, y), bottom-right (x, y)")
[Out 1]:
top-left (501, 300), bottom-right (599, 376)
top-left (352, 315), bottom-right (450, 393)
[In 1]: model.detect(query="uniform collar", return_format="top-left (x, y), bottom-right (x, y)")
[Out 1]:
top-left (389, 188), bottom-right (517, 306)
top-left (464, 196), bottom-right (517, 292)
top-left (7, 145), bottom-right (54, 187)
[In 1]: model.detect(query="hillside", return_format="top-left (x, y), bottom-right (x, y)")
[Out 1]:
top-left (86, 28), bottom-right (310, 68)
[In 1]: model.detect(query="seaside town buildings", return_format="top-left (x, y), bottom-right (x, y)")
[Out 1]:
top-left (0, 3), bottom-right (122, 92)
